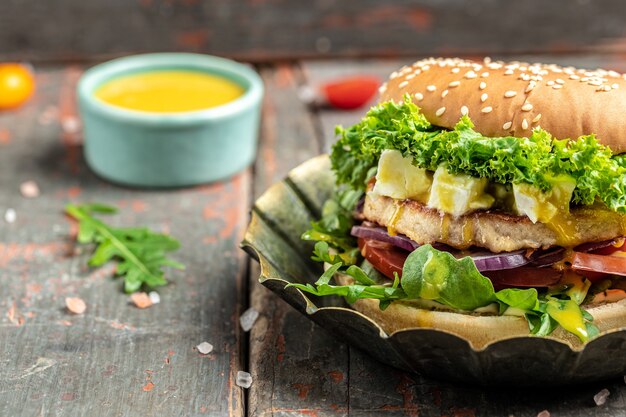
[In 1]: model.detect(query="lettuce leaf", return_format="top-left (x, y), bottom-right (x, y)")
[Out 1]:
top-left (331, 95), bottom-right (626, 212)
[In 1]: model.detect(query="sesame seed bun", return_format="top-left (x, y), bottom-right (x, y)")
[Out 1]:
top-left (335, 272), bottom-right (626, 349)
top-left (379, 58), bottom-right (626, 154)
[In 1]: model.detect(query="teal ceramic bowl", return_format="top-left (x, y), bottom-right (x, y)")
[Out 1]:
top-left (77, 53), bottom-right (264, 187)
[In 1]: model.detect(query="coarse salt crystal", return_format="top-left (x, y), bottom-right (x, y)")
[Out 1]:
top-left (148, 291), bottom-right (161, 304)
top-left (196, 342), bottom-right (213, 355)
top-left (130, 292), bottom-right (153, 309)
top-left (20, 181), bottom-right (40, 198)
top-left (4, 208), bottom-right (16, 223)
top-left (594, 388), bottom-right (610, 406)
top-left (62, 116), bottom-right (81, 134)
top-left (239, 307), bottom-right (259, 332)
top-left (65, 297), bottom-right (86, 315)
top-left (236, 371), bottom-right (253, 389)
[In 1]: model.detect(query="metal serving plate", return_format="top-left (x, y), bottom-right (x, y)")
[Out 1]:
top-left (241, 155), bottom-right (626, 386)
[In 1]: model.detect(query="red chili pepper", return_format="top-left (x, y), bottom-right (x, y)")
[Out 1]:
top-left (321, 75), bottom-right (380, 110)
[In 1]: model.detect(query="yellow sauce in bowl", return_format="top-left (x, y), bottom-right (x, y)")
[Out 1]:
top-left (94, 70), bottom-right (244, 113)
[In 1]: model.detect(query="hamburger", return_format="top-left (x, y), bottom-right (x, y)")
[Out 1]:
top-left (290, 57), bottom-right (626, 348)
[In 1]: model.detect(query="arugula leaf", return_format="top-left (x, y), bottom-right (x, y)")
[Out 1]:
top-left (402, 245), bottom-right (496, 310)
top-left (331, 95), bottom-right (626, 212)
top-left (302, 188), bottom-right (362, 265)
top-left (66, 203), bottom-right (184, 293)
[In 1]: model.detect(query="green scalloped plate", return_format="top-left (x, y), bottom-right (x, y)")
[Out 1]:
top-left (241, 155), bottom-right (626, 386)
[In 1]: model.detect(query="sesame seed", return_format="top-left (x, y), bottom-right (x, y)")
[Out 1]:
top-left (525, 83), bottom-right (535, 93)
top-left (436, 107), bottom-right (446, 116)
top-left (521, 103), bottom-right (533, 111)
top-left (441, 89), bottom-right (449, 98)
top-left (569, 74), bottom-right (580, 80)
top-left (452, 68), bottom-right (460, 73)
top-left (481, 72), bottom-right (489, 78)
top-left (481, 106), bottom-right (493, 113)
top-left (479, 82), bottom-right (487, 90)
top-left (390, 71), bottom-right (399, 79)
top-left (553, 84), bottom-right (563, 89)
top-left (481, 93), bottom-right (488, 102)
top-left (423, 65), bottom-right (430, 71)
top-left (399, 81), bottom-right (409, 88)
top-left (465, 71), bottom-right (478, 79)
top-left (603, 85), bottom-right (611, 92)
top-left (589, 80), bottom-right (602, 86)
top-left (504, 69), bottom-right (514, 75)
top-left (580, 77), bottom-right (589, 82)
top-left (461, 106), bottom-right (469, 115)
top-left (378, 85), bottom-right (387, 94)
top-left (547, 80), bottom-right (555, 86)
top-left (503, 121), bottom-right (513, 130)
top-left (406, 73), bottom-right (415, 80)
top-left (522, 119), bottom-right (529, 130)
top-left (449, 81), bottom-right (461, 87)
top-left (427, 85), bottom-right (436, 92)
top-left (504, 90), bottom-right (517, 98)
top-left (414, 92), bottom-right (424, 101)
top-left (484, 57), bottom-right (492, 64)
top-left (532, 114), bottom-right (542, 123)
top-left (556, 79), bottom-right (565, 84)
top-left (613, 83), bottom-right (620, 89)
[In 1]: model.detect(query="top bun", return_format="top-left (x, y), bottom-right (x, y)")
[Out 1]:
top-left (379, 57), bottom-right (626, 154)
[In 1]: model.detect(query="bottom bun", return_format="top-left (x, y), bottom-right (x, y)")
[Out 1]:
top-left (335, 273), bottom-right (626, 350)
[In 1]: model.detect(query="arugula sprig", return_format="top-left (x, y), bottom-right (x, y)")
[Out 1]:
top-left (301, 188), bottom-right (363, 264)
top-left (287, 242), bottom-right (406, 310)
top-left (295, 241), bottom-right (598, 342)
top-left (65, 203), bottom-right (184, 293)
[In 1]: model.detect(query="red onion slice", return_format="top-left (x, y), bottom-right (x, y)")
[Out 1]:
top-left (351, 225), bottom-right (419, 252)
top-left (352, 224), bottom-right (532, 271)
top-left (574, 238), bottom-right (621, 253)
top-left (461, 250), bottom-right (530, 271)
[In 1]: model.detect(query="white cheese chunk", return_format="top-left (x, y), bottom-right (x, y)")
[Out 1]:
top-left (513, 175), bottom-right (576, 223)
top-left (373, 149), bottom-right (432, 202)
top-left (427, 166), bottom-right (494, 217)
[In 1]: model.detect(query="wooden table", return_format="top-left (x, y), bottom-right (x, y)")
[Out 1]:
top-left (1, 57), bottom-right (625, 417)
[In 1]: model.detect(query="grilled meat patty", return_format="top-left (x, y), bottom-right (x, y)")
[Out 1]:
top-left (363, 191), bottom-right (626, 253)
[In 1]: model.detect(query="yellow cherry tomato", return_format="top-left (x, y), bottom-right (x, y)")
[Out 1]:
top-left (0, 63), bottom-right (35, 110)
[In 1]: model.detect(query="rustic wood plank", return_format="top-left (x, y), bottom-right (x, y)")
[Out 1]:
top-left (4, 1), bottom-right (626, 62)
top-left (0, 66), bottom-right (247, 416)
top-left (248, 63), bottom-right (351, 417)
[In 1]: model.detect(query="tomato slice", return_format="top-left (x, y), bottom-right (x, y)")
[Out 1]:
top-left (482, 267), bottom-right (563, 290)
top-left (571, 252), bottom-right (626, 279)
top-left (358, 238), bottom-right (408, 280)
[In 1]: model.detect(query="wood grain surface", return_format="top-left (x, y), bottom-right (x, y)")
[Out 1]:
top-left (4, 1), bottom-right (626, 62)
top-left (0, 57), bottom-right (625, 417)
top-left (0, 67), bottom-right (248, 416)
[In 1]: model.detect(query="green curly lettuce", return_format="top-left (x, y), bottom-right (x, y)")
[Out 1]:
top-left (331, 95), bottom-right (626, 212)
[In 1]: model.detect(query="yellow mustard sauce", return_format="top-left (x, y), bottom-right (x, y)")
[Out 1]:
top-left (94, 70), bottom-right (244, 113)
top-left (386, 203), bottom-right (404, 236)
top-left (545, 299), bottom-right (588, 341)
top-left (544, 213), bottom-right (579, 247)
top-left (440, 213), bottom-right (451, 241)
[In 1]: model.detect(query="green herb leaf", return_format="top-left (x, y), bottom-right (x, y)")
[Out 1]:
top-left (401, 245), bottom-right (496, 311)
top-left (66, 203), bottom-right (184, 293)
